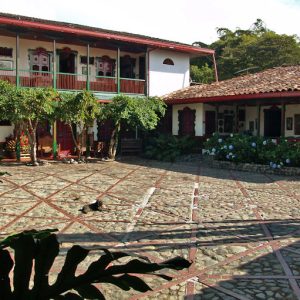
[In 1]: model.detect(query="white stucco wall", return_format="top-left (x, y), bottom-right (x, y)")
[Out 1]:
top-left (0, 125), bottom-right (14, 143)
top-left (172, 103), bottom-right (203, 136)
top-left (149, 49), bottom-right (190, 97)
top-left (0, 36), bottom-right (142, 77)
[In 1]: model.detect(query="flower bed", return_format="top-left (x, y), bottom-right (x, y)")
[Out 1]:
top-left (204, 134), bottom-right (300, 169)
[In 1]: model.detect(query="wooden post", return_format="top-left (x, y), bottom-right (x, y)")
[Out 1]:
top-left (52, 121), bottom-right (57, 159)
top-left (16, 33), bottom-right (20, 88)
top-left (215, 104), bottom-right (219, 134)
top-left (53, 39), bottom-right (57, 89)
top-left (212, 53), bottom-right (219, 83)
top-left (235, 104), bottom-right (239, 133)
top-left (257, 104), bottom-right (261, 137)
top-left (145, 49), bottom-right (149, 96)
top-left (281, 102), bottom-right (286, 137)
top-left (117, 47), bottom-right (120, 94)
top-left (86, 43), bottom-right (90, 90)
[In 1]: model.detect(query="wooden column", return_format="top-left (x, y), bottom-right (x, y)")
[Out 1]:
top-left (52, 122), bottom-right (57, 159)
top-left (257, 104), bottom-right (261, 137)
top-left (281, 102), bottom-right (286, 137)
top-left (215, 104), bottom-right (219, 134)
top-left (53, 39), bottom-right (57, 89)
top-left (117, 47), bottom-right (120, 94)
top-left (235, 104), bottom-right (239, 133)
top-left (16, 33), bottom-right (20, 88)
top-left (86, 43), bottom-right (90, 90)
top-left (145, 49), bottom-right (149, 96)
top-left (212, 53), bottom-right (219, 82)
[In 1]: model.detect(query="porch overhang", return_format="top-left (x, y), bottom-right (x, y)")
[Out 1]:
top-left (165, 91), bottom-right (300, 105)
top-left (0, 15), bottom-right (214, 56)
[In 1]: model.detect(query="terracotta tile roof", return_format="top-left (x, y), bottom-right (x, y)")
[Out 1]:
top-left (164, 65), bottom-right (300, 103)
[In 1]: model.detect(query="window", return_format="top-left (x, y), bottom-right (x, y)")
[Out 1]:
top-left (29, 48), bottom-right (50, 73)
top-left (0, 47), bottom-right (13, 57)
top-left (80, 56), bottom-right (94, 65)
top-left (96, 56), bottom-right (115, 77)
top-left (163, 58), bottom-right (174, 65)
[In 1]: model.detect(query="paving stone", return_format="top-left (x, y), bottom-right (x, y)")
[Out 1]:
top-left (1, 160), bottom-right (300, 299)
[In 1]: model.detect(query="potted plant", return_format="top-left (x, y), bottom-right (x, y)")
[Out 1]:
top-left (5, 137), bottom-right (16, 159)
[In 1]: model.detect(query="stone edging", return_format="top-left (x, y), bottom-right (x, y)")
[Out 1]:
top-left (205, 157), bottom-right (300, 176)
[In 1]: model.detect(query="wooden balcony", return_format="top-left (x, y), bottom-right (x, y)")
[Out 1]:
top-left (0, 69), bottom-right (146, 95)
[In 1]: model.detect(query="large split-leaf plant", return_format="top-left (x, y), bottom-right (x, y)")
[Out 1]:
top-left (0, 229), bottom-right (190, 300)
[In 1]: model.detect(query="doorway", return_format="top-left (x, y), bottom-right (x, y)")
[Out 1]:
top-left (264, 107), bottom-right (281, 137)
top-left (205, 111), bottom-right (216, 135)
top-left (57, 121), bottom-right (75, 154)
top-left (58, 50), bottom-right (76, 89)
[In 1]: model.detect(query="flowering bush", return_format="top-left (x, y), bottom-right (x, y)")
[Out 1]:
top-left (20, 131), bottom-right (30, 153)
top-left (204, 134), bottom-right (300, 168)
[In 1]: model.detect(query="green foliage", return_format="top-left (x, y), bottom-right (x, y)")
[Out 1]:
top-left (57, 90), bottom-right (101, 128)
top-left (0, 229), bottom-right (191, 300)
top-left (190, 64), bottom-right (214, 84)
top-left (204, 133), bottom-right (300, 168)
top-left (144, 134), bottom-right (197, 162)
top-left (101, 95), bottom-right (166, 159)
top-left (192, 19), bottom-right (300, 80)
top-left (101, 95), bottom-right (166, 130)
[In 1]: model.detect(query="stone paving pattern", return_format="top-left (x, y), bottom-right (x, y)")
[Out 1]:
top-left (1, 158), bottom-right (300, 299)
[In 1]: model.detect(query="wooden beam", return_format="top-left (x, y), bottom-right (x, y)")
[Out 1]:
top-left (257, 104), bottom-right (261, 137)
top-left (212, 53), bottom-right (219, 82)
top-left (281, 102), bottom-right (286, 137)
top-left (215, 104), bottom-right (219, 134)
top-left (16, 33), bottom-right (20, 87)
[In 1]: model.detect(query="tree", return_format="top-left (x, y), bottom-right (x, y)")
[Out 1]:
top-left (192, 19), bottom-right (300, 80)
top-left (57, 90), bottom-right (101, 159)
top-left (190, 63), bottom-right (214, 84)
top-left (101, 95), bottom-right (166, 160)
top-left (0, 82), bottom-right (58, 165)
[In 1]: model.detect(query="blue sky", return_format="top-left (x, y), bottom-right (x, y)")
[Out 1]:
top-left (1, 0), bottom-right (299, 44)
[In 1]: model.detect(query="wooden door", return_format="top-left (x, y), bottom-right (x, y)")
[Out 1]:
top-left (57, 121), bottom-right (74, 153)
top-left (178, 107), bottom-right (196, 136)
top-left (205, 111), bottom-right (216, 135)
top-left (264, 108), bottom-right (281, 137)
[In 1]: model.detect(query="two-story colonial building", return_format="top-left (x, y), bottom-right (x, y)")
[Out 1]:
top-left (0, 12), bottom-right (215, 154)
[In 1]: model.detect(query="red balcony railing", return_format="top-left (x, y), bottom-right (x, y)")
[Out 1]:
top-left (0, 69), bottom-right (146, 95)
top-left (120, 78), bottom-right (145, 94)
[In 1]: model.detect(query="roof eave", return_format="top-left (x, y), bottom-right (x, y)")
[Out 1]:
top-left (0, 16), bottom-right (214, 55)
top-left (165, 91), bottom-right (300, 104)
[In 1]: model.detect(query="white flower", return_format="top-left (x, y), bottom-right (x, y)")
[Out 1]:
top-left (229, 152), bottom-right (233, 156)
top-left (272, 163), bottom-right (277, 169)
top-left (230, 133), bottom-right (233, 137)
top-left (207, 138), bottom-right (210, 142)
top-left (218, 138), bottom-right (223, 143)
top-left (263, 140), bottom-right (267, 145)
top-left (286, 158), bottom-right (291, 164)
top-left (229, 145), bottom-right (234, 150)
top-left (226, 155), bottom-right (230, 159)
top-left (212, 148), bottom-right (216, 153)
top-left (269, 162), bottom-right (273, 167)
top-left (224, 145), bottom-right (227, 149)
top-left (277, 164), bottom-right (281, 169)
top-left (251, 142), bottom-right (256, 147)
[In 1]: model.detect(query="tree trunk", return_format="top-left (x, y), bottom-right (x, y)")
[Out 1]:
top-left (27, 122), bottom-right (38, 165)
top-left (108, 122), bottom-right (121, 160)
top-left (68, 124), bottom-right (81, 159)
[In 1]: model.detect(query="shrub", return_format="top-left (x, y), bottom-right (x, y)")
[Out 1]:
top-left (0, 229), bottom-right (191, 300)
top-left (144, 134), bottom-right (197, 162)
top-left (204, 133), bottom-right (300, 168)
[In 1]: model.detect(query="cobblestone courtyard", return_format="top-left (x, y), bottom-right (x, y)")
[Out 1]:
top-left (1, 159), bottom-right (300, 299)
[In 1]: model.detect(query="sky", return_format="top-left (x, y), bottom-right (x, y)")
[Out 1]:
top-left (0, 0), bottom-right (300, 45)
